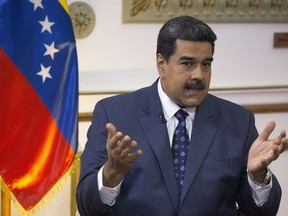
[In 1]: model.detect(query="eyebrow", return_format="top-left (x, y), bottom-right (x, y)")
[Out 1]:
top-left (179, 56), bottom-right (214, 62)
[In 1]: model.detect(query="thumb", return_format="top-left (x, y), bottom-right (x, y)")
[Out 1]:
top-left (257, 121), bottom-right (276, 142)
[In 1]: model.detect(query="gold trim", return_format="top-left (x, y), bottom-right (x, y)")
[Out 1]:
top-left (208, 85), bottom-right (288, 91)
top-left (79, 103), bottom-right (288, 122)
top-left (71, 152), bottom-right (81, 216)
top-left (78, 87), bottom-right (288, 122)
top-left (245, 103), bottom-right (288, 113)
top-left (79, 85), bottom-right (288, 95)
top-left (79, 112), bottom-right (93, 122)
top-left (79, 91), bottom-right (127, 95)
top-left (122, 0), bottom-right (288, 23)
top-left (0, 157), bottom-right (78, 216)
top-left (1, 189), bottom-right (11, 216)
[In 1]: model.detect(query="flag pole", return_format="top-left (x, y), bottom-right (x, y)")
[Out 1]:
top-left (1, 190), bottom-right (11, 216)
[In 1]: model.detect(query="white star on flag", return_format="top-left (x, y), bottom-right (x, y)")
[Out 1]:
top-left (44, 42), bottom-right (59, 60)
top-left (37, 64), bottom-right (52, 83)
top-left (39, 16), bottom-right (54, 34)
top-left (29, 0), bottom-right (44, 11)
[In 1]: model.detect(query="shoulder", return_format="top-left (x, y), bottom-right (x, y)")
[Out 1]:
top-left (201, 94), bottom-right (254, 120)
top-left (94, 82), bottom-right (157, 113)
top-left (101, 85), bottom-right (151, 104)
top-left (206, 93), bottom-right (238, 106)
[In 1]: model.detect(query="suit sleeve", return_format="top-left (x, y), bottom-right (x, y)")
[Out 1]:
top-left (236, 112), bottom-right (282, 216)
top-left (76, 101), bottom-right (115, 216)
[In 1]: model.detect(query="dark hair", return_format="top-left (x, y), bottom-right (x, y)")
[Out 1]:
top-left (156, 16), bottom-right (217, 62)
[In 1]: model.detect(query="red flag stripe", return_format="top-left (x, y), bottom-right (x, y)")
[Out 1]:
top-left (0, 49), bottom-right (75, 210)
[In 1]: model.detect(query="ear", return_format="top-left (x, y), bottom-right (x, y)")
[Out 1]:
top-left (156, 53), bottom-right (166, 78)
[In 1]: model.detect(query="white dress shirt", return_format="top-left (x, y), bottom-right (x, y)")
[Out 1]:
top-left (97, 80), bottom-right (272, 207)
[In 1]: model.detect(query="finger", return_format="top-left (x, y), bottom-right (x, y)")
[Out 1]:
top-left (281, 129), bottom-right (286, 138)
top-left (119, 139), bottom-right (135, 154)
top-left (271, 146), bottom-right (281, 160)
top-left (279, 132), bottom-right (288, 153)
top-left (106, 123), bottom-right (117, 141)
top-left (272, 129), bottom-right (287, 152)
top-left (106, 123), bottom-right (123, 149)
top-left (257, 121), bottom-right (276, 142)
top-left (120, 140), bottom-right (142, 161)
top-left (284, 137), bottom-right (288, 151)
top-left (280, 130), bottom-right (287, 144)
top-left (116, 135), bottom-right (132, 151)
top-left (128, 149), bottom-right (143, 161)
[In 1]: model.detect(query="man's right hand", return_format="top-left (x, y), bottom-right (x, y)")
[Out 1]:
top-left (103, 123), bottom-right (143, 188)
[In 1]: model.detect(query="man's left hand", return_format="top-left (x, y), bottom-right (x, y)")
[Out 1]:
top-left (247, 121), bottom-right (287, 183)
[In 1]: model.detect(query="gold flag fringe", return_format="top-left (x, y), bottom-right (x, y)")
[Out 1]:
top-left (0, 153), bottom-right (80, 216)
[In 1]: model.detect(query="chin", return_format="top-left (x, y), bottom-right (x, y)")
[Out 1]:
top-left (182, 100), bottom-right (201, 108)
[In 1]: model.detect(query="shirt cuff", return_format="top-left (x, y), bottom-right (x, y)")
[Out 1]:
top-left (247, 170), bottom-right (272, 207)
top-left (97, 166), bottom-right (122, 206)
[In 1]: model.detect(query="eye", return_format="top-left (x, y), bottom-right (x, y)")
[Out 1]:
top-left (181, 61), bottom-right (193, 66)
top-left (180, 61), bottom-right (195, 71)
top-left (202, 62), bottom-right (212, 71)
top-left (181, 61), bottom-right (196, 69)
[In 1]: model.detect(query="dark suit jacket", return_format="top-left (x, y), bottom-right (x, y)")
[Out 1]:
top-left (76, 79), bottom-right (281, 216)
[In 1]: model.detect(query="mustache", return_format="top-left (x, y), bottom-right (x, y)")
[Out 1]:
top-left (184, 80), bottom-right (206, 90)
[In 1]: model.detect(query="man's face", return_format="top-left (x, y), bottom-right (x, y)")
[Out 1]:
top-left (157, 40), bottom-right (213, 108)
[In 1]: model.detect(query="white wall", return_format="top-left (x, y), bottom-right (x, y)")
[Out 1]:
top-left (255, 113), bottom-right (288, 216)
top-left (73, 0), bottom-right (288, 92)
top-left (3, 0), bottom-right (287, 215)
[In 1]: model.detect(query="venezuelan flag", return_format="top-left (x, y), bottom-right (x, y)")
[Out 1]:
top-left (0, 0), bottom-right (78, 212)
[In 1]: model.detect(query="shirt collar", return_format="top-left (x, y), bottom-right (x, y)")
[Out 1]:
top-left (157, 79), bottom-right (196, 121)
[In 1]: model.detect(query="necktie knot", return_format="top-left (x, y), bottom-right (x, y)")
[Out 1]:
top-left (175, 109), bottom-right (188, 122)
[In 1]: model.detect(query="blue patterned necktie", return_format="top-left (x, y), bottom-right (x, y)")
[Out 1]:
top-left (172, 109), bottom-right (190, 192)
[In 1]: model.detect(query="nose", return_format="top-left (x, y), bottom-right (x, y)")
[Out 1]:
top-left (190, 63), bottom-right (204, 80)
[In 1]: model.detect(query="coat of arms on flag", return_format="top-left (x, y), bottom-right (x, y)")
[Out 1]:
top-left (0, 0), bottom-right (78, 214)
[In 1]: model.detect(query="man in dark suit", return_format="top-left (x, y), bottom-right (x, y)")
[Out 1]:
top-left (76, 16), bottom-right (287, 216)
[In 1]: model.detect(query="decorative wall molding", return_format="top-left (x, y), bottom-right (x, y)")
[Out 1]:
top-left (79, 87), bottom-right (288, 122)
top-left (79, 104), bottom-right (288, 122)
top-left (122, 0), bottom-right (288, 23)
top-left (69, 1), bottom-right (96, 39)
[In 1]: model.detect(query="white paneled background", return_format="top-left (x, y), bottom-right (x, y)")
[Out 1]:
top-left (1, 0), bottom-right (287, 215)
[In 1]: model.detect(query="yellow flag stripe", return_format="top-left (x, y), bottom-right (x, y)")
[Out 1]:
top-left (58, 0), bottom-right (69, 14)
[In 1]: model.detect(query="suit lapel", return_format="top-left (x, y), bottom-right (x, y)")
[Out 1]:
top-left (138, 83), bottom-right (219, 210)
top-left (138, 81), bottom-right (179, 211)
top-left (180, 96), bottom-right (219, 203)
top-left (139, 115), bottom-right (179, 211)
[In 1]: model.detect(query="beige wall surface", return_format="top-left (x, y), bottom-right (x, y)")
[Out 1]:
top-left (2, 0), bottom-right (288, 215)
top-left (70, 0), bottom-right (288, 93)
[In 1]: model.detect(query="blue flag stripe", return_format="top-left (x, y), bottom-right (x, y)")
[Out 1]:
top-left (0, 0), bottom-right (78, 151)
